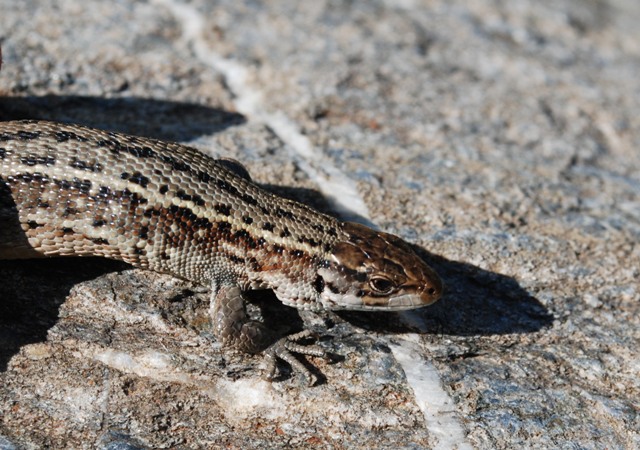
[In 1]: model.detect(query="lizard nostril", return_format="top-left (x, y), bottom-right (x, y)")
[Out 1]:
top-left (427, 287), bottom-right (437, 296)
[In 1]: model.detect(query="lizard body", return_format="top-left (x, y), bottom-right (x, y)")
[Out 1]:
top-left (0, 119), bottom-right (443, 383)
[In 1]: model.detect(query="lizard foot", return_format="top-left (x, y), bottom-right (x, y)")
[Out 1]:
top-left (264, 330), bottom-right (327, 386)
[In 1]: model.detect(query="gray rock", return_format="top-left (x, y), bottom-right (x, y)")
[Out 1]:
top-left (1, 0), bottom-right (638, 448)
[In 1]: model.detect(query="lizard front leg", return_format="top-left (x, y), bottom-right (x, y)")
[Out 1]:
top-left (210, 285), bottom-right (326, 385)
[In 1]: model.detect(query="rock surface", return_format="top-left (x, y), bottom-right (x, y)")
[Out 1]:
top-left (1, 0), bottom-right (638, 448)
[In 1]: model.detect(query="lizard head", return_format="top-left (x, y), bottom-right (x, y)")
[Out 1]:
top-left (317, 222), bottom-right (443, 311)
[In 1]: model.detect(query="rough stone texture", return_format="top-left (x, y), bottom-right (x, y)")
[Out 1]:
top-left (1, 0), bottom-right (638, 449)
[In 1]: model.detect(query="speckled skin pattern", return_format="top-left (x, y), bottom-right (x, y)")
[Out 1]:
top-left (0, 120), bottom-right (443, 381)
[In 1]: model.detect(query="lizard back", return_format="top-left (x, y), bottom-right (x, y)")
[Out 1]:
top-left (0, 120), bottom-right (343, 300)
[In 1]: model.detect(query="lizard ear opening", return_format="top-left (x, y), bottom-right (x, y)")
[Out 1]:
top-left (313, 275), bottom-right (325, 294)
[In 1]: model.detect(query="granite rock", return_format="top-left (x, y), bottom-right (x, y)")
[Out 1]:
top-left (1, 0), bottom-right (638, 448)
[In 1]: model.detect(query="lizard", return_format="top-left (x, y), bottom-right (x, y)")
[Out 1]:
top-left (0, 118), bottom-right (443, 385)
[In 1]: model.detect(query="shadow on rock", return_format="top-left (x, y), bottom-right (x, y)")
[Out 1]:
top-left (338, 245), bottom-right (554, 337)
top-left (0, 95), bottom-right (552, 358)
top-left (0, 258), bottom-right (129, 371)
top-left (0, 95), bottom-right (245, 142)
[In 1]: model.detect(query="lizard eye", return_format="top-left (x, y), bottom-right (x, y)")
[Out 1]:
top-left (370, 277), bottom-right (395, 294)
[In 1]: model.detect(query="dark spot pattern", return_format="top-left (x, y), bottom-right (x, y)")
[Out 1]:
top-left (143, 208), bottom-right (161, 218)
top-left (9, 172), bottom-right (51, 185)
top-left (216, 221), bottom-right (232, 232)
top-left (17, 131), bottom-right (41, 140)
top-left (20, 155), bottom-right (56, 167)
top-left (63, 207), bottom-right (78, 217)
top-left (298, 236), bottom-right (320, 247)
top-left (275, 208), bottom-right (295, 220)
top-left (228, 254), bottom-right (245, 265)
top-left (56, 131), bottom-right (89, 143)
top-left (54, 179), bottom-right (73, 190)
top-left (160, 154), bottom-right (190, 172)
top-left (249, 257), bottom-right (262, 272)
top-left (176, 190), bottom-right (205, 206)
top-left (128, 172), bottom-right (151, 188)
top-left (355, 272), bottom-right (368, 282)
top-left (214, 203), bottom-right (232, 216)
top-left (96, 139), bottom-right (122, 155)
top-left (198, 171), bottom-right (211, 183)
top-left (234, 229), bottom-right (252, 242)
top-left (98, 186), bottom-right (112, 198)
top-left (70, 157), bottom-right (103, 173)
top-left (124, 145), bottom-right (156, 158)
top-left (72, 178), bottom-right (92, 194)
top-left (214, 178), bottom-right (259, 206)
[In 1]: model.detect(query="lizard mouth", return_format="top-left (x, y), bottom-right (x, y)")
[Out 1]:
top-left (319, 286), bottom-right (443, 311)
top-left (327, 293), bottom-right (430, 311)
top-left (387, 293), bottom-right (434, 309)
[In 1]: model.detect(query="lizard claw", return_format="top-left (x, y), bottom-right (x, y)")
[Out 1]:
top-left (264, 330), bottom-right (327, 386)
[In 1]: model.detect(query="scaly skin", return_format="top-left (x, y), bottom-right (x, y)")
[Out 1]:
top-left (0, 119), bottom-right (443, 384)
